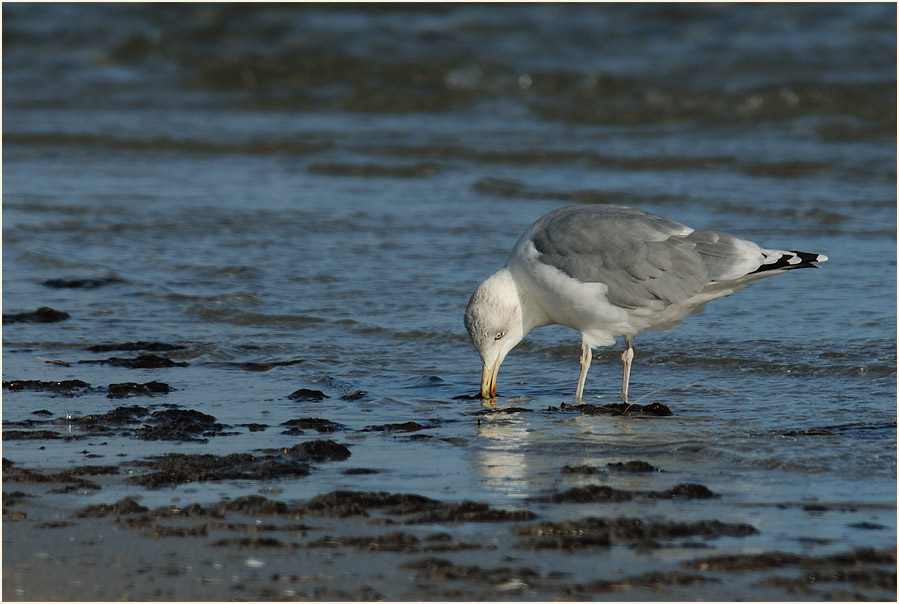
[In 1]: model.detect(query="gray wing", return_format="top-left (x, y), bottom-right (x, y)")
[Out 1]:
top-left (521, 205), bottom-right (764, 310)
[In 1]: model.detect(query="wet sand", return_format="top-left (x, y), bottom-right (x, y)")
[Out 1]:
top-left (3, 344), bottom-right (897, 601)
top-left (4, 481), bottom-right (895, 601)
top-left (3, 422), bottom-right (896, 601)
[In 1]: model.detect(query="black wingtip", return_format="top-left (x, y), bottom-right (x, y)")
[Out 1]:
top-left (752, 250), bottom-right (828, 274)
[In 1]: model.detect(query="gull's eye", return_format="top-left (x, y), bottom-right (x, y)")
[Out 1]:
top-left (494, 331), bottom-right (505, 340)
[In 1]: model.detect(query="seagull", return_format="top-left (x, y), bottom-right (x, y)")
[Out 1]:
top-left (463, 205), bottom-right (827, 403)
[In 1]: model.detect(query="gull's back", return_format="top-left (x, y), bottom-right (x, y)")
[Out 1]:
top-left (506, 205), bottom-right (823, 343)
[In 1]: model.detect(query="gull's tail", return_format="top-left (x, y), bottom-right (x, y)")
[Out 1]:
top-left (751, 250), bottom-right (829, 274)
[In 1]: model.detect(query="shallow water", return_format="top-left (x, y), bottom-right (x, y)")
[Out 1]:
top-left (3, 3), bottom-right (896, 600)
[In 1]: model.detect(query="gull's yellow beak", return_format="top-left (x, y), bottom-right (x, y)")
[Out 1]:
top-left (479, 354), bottom-right (500, 399)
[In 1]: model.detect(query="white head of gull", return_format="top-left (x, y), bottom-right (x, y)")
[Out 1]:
top-left (464, 205), bottom-right (827, 403)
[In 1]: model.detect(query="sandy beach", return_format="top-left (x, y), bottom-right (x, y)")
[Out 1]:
top-left (3, 437), bottom-right (895, 601)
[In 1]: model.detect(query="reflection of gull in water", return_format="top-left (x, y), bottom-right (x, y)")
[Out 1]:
top-left (464, 205), bottom-right (827, 403)
top-left (474, 411), bottom-right (645, 500)
top-left (475, 421), bottom-right (531, 499)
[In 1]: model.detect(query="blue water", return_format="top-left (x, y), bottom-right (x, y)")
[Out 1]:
top-left (3, 3), bottom-right (896, 600)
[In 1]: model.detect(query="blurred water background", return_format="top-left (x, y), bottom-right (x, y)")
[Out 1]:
top-left (3, 0), bottom-right (896, 585)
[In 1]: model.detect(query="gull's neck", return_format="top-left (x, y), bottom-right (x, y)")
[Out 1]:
top-left (495, 267), bottom-right (553, 335)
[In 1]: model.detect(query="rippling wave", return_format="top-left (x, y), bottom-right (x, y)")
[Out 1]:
top-left (4, 4), bottom-right (894, 138)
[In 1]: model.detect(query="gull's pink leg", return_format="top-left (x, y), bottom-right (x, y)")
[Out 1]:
top-left (575, 340), bottom-right (592, 403)
top-left (621, 336), bottom-right (634, 404)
